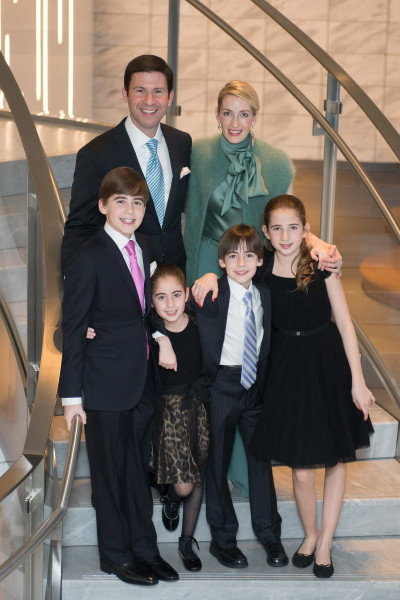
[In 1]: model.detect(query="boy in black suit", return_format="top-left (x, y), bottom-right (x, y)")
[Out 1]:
top-left (187, 225), bottom-right (287, 568)
top-left (58, 167), bottom-right (178, 586)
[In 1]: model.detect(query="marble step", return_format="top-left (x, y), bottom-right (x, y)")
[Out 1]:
top-left (0, 194), bottom-right (27, 250)
top-left (0, 247), bottom-right (27, 303)
top-left (0, 155), bottom-right (75, 197)
top-left (61, 538), bottom-right (400, 600)
top-left (50, 403), bottom-right (399, 482)
top-left (61, 458), bottom-right (400, 547)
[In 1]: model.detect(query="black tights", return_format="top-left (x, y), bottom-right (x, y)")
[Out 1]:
top-left (167, 481), bottom-right (203, 538)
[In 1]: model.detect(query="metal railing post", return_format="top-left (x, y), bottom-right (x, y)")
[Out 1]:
top-left (320, 73), bottom-right (342, 243)
top-left (27, 178), bottom-right (43, 409)
top-left (167, 0), bottom-right (181, 127)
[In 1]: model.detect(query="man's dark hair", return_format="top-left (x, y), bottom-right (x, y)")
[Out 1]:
top-left (124, 55), bottom-right (173, 95)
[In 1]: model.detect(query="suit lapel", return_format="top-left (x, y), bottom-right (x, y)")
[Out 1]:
top-left (114, 120), bottom-right (159, 224)
top-left (136, 233), bottom-right (152, 317)
top-left (215, 275), bottom-right (231, 355)
top-left (98, 229), bottom-right (143, 312)
top-left (161, 125), bottom-right (180, 227)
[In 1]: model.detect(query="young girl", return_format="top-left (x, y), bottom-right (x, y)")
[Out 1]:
top-left (194, 195), bottom-right (374, 578)
top-left (249, 194), bottom-right (374, 578)
top-left (150, 264), bottom-right (209, 572)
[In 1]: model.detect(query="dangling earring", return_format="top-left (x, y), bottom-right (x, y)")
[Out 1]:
top-left (217, 123), bottom-right (222, 135)
top-left (250, 125), bottom-right (255, 147)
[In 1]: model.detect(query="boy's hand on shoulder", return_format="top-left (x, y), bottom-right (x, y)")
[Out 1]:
top-left (192, 273), bottom-right (219, 307)
top-left (64, 404), bottom-right (87, 431)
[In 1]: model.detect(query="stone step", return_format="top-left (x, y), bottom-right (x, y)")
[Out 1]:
top-left (0, 194), bottom-right (27, 250)
top-left (61, 538), bottom-right (400, 600)
top-left (50, 402), bottom-right (399, 482)
top-left (60, 458), bottom-right (400, 547)
top-left (0, 247), bottom-right (27, 303)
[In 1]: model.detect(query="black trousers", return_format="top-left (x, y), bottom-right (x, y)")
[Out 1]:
top-left (205, 367), bottom-right (282, 549)
top-left (85, 365), bottom-right (158, 564)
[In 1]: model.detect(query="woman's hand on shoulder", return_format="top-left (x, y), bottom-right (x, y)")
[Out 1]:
top-left (352, 382), bottom-right (375, 420)
top-left (192, 273), bottom-right (219, 306)
top-left (86, 327), bottom-right (96, 339)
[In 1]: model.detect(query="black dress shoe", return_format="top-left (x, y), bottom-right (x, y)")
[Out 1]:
top-left (292, 539), bottom-right (315, 568)
top-left (313, 553), bottom-right (334, 578)
top-left (100, 559), bottom-right (158, 585)
top-left (265, 541), bottom-right (289, 567)
top-left (161, 494), bottom-right (180, 531)
top-left (143, 554), bottom-right (179, 581)
top-left (209, 540), bottom-right (248, 568)
top-left (179, 535), bottom-right (202, 571)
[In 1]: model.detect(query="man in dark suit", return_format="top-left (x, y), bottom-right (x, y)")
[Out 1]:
top-left (61, 55), bottom-right (191, 271)
top-left (59, 167), bottom-right (179, 586)
top-left (191, 225), bottom-right (288, 569)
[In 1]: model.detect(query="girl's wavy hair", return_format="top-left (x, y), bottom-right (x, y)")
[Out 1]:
top-left (263, 194), bottom-right (316, 293)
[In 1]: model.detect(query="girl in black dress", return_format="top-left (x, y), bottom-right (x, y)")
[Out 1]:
top-left (249, 195), bottom-right (374, 578)
top-left (150, 264), bottom-right (209, 572)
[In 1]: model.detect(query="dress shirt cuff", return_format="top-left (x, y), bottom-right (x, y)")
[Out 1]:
top-left (62, 397), bottom-right (82, 406)
top-left (152, 331), bottom-right (166, 340)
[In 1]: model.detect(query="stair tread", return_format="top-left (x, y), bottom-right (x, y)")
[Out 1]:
top-left (65, 459), bottom-right (400, 508)
top-left (62, 538), bottom-right (400, 583)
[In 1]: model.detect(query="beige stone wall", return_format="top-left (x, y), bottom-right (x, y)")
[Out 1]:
top-left (93, 0), bottom-right (400, 162)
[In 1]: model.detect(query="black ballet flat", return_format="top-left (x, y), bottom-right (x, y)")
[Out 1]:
top-left (313, 553), bottom-right (334, 578)
top-left (292, 539), bottom-right (315, 568)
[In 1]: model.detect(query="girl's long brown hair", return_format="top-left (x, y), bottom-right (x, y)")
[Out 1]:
top-left (263, 195), bottom-right (316, 292)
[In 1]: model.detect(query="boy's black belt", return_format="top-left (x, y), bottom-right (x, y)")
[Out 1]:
top-left (273, 322), bottom-right (331, 337)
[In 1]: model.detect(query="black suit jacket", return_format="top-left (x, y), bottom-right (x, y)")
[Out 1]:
top-left (61, 118), bottom-right (192, 271)
top-left (193, 274), bottom-right (272, 392)
top-left (58, 229), bottom-right (155, 411)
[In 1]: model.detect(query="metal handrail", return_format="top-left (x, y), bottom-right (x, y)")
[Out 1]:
top-left (0, 294), bottom-right (27, 393)
top-left (185, 0), bottom-right (400, 244)
top-left (0, 108), bottom-right (111, 132)
top-left (0, 416), bottom-right (82, 581)
top-left (0, 50), bottom-right (66, 503)
top-left (353, 319), bottom-right (400, 405)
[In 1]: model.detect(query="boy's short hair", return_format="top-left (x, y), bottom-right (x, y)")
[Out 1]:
top-left (99, 167), bottom-right (149, 205)
top-left (218, 224), bottom-right (263, 260)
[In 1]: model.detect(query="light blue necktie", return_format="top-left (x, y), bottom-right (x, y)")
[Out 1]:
top-left (146, 138), bottom-right (165, 226)
top-left (241, 291), bottom-right (257, 390)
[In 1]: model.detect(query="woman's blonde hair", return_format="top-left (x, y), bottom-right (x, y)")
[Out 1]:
top-left (217, 81), bottom-right (260, 115)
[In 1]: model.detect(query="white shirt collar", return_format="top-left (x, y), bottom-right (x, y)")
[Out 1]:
top-left (125, 117), bottom-right (163, 151)
top-left (104, 222), bottom-right (139, 252)
top-left (227, 276), bottom-right (255, 303)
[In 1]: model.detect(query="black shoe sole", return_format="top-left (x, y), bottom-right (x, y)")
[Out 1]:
top-left (209, 544), bottom-right (248, 569)
top-left (100, 563), bottom-right (158, 586)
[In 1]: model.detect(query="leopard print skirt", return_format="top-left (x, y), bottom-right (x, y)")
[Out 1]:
top-left (151, 392), bottom-right (210, 484)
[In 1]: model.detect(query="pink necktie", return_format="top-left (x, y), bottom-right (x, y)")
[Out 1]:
top-left (125, 240), bottom-right (148, 358)
top-left (125, 240), bottom-right (145, 314)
